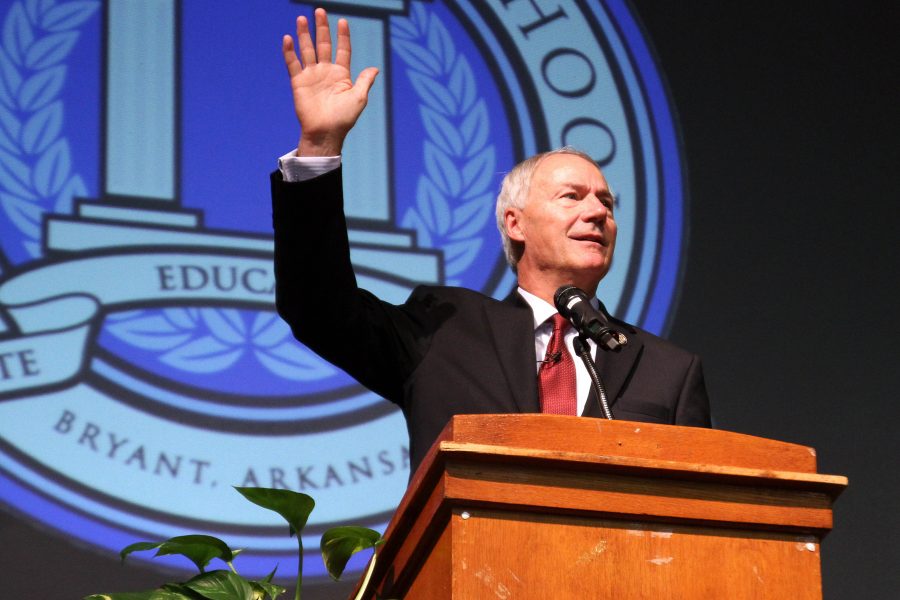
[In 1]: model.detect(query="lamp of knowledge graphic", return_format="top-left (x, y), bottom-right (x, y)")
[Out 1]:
top-left (0, 0), bottom-right (688, 583)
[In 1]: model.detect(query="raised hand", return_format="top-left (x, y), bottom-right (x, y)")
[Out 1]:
top-left (282, 8), bottom-right (379, 156)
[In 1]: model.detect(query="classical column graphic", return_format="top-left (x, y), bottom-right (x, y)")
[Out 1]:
top-left (327, 7), bottom-right (392, 222)
top-left (105, 0), bottom-right (176, 201)
top-left (43, 0), bottom-right (443, 301)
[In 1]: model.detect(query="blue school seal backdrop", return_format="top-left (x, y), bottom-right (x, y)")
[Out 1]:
top-left (0, 0), bottom-right (688, 585)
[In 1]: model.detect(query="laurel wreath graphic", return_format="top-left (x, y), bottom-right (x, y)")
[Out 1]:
top-left (104, 307), bottom-right (337, 381)
top-left (0, 0), bottom-right (96, 260)
top-left (392, 3), bottom-right (497, 286)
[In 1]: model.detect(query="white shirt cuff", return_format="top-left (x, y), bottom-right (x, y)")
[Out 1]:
top-left (278, 150), bottom-right (341, 182)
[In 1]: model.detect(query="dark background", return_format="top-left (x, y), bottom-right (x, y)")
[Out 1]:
top-left (641, 2), bottom-right (900, 599)
top-left (2, 1), bottom-right (898, 598)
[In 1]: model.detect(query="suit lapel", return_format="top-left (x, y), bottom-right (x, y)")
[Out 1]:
top-left (485, 291), bottom-right (540, 413)
top-left (580, 307), bottom-right (643, 417)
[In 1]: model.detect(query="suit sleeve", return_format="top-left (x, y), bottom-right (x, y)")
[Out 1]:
top-left (271, 167), bottom-right (429, 404)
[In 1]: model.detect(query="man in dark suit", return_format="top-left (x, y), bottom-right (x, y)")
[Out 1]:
top-left (273, 9), bottom-right (710, 474)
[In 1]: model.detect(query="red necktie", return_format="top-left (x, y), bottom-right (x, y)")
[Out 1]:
top-left (538, 314), bottom-right (577, 415)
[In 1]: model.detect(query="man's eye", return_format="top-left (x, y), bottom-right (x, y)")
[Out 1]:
top-left (562, 192), bottom-right (579, 200)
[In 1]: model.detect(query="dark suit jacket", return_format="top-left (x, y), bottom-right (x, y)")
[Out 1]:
top-left (272, 167), bottom-right (711, 473)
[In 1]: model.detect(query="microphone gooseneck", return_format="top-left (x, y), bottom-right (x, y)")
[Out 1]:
top-left (573, 336), bottom-right (613, 420)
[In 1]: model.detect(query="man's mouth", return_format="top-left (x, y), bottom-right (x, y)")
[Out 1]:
top-left (572, 233), bottom-right (607, 246)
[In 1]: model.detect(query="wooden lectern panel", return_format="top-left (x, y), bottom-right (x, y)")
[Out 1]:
top-left (358, 415), bottom-right (847, 599)
top-left (449, 511), bottom-right (823, 599)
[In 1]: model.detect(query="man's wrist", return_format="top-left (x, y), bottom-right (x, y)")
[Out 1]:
top-left (298, 132), bottom-right (345, 158)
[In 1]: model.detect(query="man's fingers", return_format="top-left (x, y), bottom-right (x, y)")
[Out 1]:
top-left (314, 7), bottom-right (333, 64)
top-left (295, 15), bottom-right (316, 67)
top-left (354, 67), bottom-right (380, 96)
top-left (335, 18), bottom-right (351, 70)
top-left (282, 35), bottom-right (302, 77)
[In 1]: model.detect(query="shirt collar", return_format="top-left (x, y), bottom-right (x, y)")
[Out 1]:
top-left (517, 286), bottom-right (600, 331)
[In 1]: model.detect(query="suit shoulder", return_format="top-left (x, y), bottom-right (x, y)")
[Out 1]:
top-left (608, 314), bottom-right (699, 361)
top-left (402, 285), bottom-right (520, 327)
top-left (407, 285), bottom-right (504, 308)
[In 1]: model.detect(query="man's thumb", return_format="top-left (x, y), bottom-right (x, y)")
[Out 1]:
top-left (354, 67), bottom-right (380, 95)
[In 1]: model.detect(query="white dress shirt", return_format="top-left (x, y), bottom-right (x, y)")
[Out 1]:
top-left (279, 150), bottom-right (340, 182)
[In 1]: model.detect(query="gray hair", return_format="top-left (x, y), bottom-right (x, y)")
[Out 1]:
top-left (495, 147), bottom-right (598, 270)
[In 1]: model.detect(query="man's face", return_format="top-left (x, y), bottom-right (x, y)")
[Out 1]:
top-left (505, 153), bottom-right (617, 295)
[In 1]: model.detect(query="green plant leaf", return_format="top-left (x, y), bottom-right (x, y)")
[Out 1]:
top-left (183, 570), bottom-right (258, 600)
top-left (320, 526), bottom-right (384, 581)
top-left (119, 535), bottom-right (236, 573)
top-left (157, 536), bottom-right (236, 572)
top-left (250, 568), bottom-right (285, 599)
top-left (84, 588), bottom-right (197, 600)
top-left (234, 487), bottom-right (315, 537)
top-left (161, 583), bottom-right (205, 597)
top-left (249, 580), bottom-right (286, 600)
top-left (119, 542), bottom-right (164, 563)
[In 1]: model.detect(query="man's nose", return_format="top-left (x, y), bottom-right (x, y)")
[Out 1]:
top-left (581, 195), bottom-right (609, 222)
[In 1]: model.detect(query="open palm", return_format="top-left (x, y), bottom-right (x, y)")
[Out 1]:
top-left (282, 9), bottom-right (378, 156)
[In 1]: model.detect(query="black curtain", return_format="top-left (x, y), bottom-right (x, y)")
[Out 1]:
top-left (637, 2), bottom-right (900, 598)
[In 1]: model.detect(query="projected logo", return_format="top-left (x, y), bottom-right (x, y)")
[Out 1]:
top-left (0, 0), bottom-right (687, 583)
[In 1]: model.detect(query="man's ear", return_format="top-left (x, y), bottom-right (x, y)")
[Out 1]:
top-left (505, 207), bottom-right (525, 243)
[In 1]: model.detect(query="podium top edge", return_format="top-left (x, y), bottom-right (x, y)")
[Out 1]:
top-left (435, 414), bottom-right (824, 475)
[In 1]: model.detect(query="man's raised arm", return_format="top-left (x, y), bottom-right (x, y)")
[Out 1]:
top-left (282, 8), bottom-right (379, 157)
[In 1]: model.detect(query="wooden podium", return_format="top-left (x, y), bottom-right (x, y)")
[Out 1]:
top-left (356, 415), bottom-right (847, 599)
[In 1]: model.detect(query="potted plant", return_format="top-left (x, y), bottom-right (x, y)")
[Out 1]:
top-left (85, 486), bottom-right (385, 600)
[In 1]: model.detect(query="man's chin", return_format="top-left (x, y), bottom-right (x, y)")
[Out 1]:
top-left (577, 254), bottom-right (612, 273)
top-left (567, 262), bottom-right (611, 289)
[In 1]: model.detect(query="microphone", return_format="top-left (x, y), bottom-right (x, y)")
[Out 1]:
top-left (553, 285), bottom-right (627, 352)
top-left (540, 351), bottom-right (562, 365)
